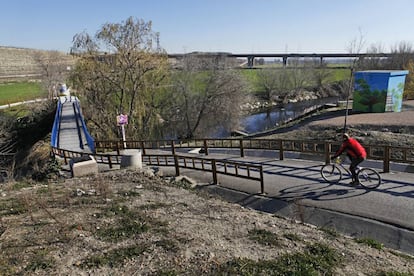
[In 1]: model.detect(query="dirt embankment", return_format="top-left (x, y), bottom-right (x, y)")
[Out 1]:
top-left (1, 170), bottom-right (413, 275)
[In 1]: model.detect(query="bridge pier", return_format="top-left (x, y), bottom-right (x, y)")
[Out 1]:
top-left (247, 56), bottom-right (255, 68)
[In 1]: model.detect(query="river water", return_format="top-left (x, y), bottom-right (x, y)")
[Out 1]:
top-left (214, 97), bottom-right (338, 138)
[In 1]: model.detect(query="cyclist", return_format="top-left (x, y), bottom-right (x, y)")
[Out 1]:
top-left (331, 133), bottom-right (367, 185)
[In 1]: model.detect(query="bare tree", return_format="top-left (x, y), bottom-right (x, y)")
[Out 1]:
top-left (69, 17), bottom-right (170, 140)
top-left (255, 68), bottom-right (290, 103)
top-left (288, 58), bottom-right (313, 99)
top-left (307, 58), bottom-right (332, 89)
top-left (162, 54), bottom-right (248, 139)
top-left (33, 50), bottom-right (74, 98)
top-left (388, 41), bottom-right (414, 69)
top-left (360, 43), bottom-right (387, 70)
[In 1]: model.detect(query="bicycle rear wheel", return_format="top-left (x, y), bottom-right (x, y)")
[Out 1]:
top-left (357, 168), bottom-right (381, 189)
top-left (321, 164), bottom-right (342, 183)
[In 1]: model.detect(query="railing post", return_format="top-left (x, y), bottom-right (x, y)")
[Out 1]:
top-left (259, 166), bottom-right (264, 194)
top-left (203, 139), bottom-right (209, 156)
top-left (279, 140), bottom-right (284, 160)
top-left (240, 139), bottom-right (245, 157)
top-left (108, 155), bottom-right (113, 169)
top-left (212, 159), bottom-right (218, 184)
top-left (116, 142), bottom-right (120, 155)
top-left (383, 146), bottom-right (390, 173)
top-left (171, 140), bottom-right (176, 155)
top-left (63, 150), bottom-right (68, 164)
top-left (325, 142), bottom-right (331, 164)
top-left (174, 155), bottom-right (180, 176)
top-left (140, 141), bottom-right (146, 155)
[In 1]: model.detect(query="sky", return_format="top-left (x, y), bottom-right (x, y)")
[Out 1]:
top-left (2, 0), bottom-right (414, 54)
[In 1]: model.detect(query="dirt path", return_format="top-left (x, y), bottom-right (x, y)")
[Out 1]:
top-left (308, 100), bottom-right (414, 128)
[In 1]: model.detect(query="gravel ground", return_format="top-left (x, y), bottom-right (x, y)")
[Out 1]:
top-left (1, 171), bottom-right (414, 275)
top-left (309, 100), bottom-right (414, 129)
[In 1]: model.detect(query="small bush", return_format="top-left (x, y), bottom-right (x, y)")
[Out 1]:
top-left (355, 237), bottom-right (384, 250)
top-left (96, 204), bottom-right (167, 242)
top-left (248, 228), bottom-right (280, 247)
top-left (320, 227), bottom-right (340, 238)
top-left (79, 245), bottom-right (149, 268)
top-left (214, 242), bottom-right (342, 275)
top-left (283, 232), bottom-right (302, 242)
top-left (24, 249), bottom-right (55, 272)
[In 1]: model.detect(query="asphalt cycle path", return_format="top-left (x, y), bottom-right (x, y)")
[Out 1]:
top-left (259, 157), bottom-right (413, 228)
top-left (228, 155), bottom-right (413, 227)
top-left (166, 151), bottom-right (414, 253)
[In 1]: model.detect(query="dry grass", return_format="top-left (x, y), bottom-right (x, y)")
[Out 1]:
top-left (1, 170), bottom-right (413, 275)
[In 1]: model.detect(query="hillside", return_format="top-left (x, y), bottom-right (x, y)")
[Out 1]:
top-left (0, 46), bottom-right (75, 81)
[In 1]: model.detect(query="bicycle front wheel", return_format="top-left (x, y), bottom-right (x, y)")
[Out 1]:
top-left (357, 168), bottom-right (381, 189)
top-left (321, 164), bottom-right (342, 183)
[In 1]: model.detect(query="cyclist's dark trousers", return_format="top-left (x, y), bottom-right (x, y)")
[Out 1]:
top-left (350, 156), bottom-right (366, 181)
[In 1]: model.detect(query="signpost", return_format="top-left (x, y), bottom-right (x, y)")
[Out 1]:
top-left (117, 114), bottom-right (128, 149)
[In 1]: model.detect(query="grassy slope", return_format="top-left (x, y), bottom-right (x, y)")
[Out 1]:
top-left (0, 82), bottom-right (46, 105)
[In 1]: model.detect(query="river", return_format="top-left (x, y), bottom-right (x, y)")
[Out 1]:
top-left (214, 97), bottom-right (339, 138)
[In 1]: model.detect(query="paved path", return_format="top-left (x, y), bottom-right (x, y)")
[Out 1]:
top-left (162, 150), bottom-right (414, 229)
top-left (0, 98), bottom-right (48, 109)
top-left (159, 151), bottom-right (414, 253)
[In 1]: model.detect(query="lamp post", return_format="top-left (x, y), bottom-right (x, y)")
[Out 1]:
top-left (343, 68), bottom-right (354, 133)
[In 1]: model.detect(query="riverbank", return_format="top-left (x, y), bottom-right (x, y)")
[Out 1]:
top-left (250, 100), bottom-right (414, 148)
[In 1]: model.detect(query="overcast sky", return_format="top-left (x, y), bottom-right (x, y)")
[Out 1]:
top-left (2, 0), bottom-right (414, 54)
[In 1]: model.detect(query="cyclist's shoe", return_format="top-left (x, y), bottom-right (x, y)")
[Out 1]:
top-left (350, 181), bottom-right (359, 186)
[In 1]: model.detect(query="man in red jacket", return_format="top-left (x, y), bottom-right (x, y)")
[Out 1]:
top-left (331, 133), bottom-right (367, 185)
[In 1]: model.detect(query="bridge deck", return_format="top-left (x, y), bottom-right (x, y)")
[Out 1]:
top-left (58, 98), bottom-right (90, 153)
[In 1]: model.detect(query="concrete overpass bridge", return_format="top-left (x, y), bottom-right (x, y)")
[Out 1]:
top-left (168, 52), bottom-right (395, 68)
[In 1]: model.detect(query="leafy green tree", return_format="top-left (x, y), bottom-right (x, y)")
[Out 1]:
top-left (69, 17), bottom-right (170, 140)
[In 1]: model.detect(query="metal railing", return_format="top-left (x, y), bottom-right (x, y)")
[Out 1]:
top-left (73, 99), bottom-right (95, 153)
top-left (50, 99), bottom-right (62, 148)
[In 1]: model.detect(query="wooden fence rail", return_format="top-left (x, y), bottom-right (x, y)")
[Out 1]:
top-left (95, 138), bottom-right (414, 173)
top-left (51, 148), bottom-right (265, 193)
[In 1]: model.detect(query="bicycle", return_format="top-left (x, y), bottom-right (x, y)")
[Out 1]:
top-left (320, 156), bottom-right (381, 189)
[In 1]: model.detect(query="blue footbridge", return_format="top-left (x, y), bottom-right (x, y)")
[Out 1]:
top-left (51, 96), bottom-right (95, 154)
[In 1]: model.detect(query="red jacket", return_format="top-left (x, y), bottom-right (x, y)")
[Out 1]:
top-left (335, 138), bottom-right (367, 159)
